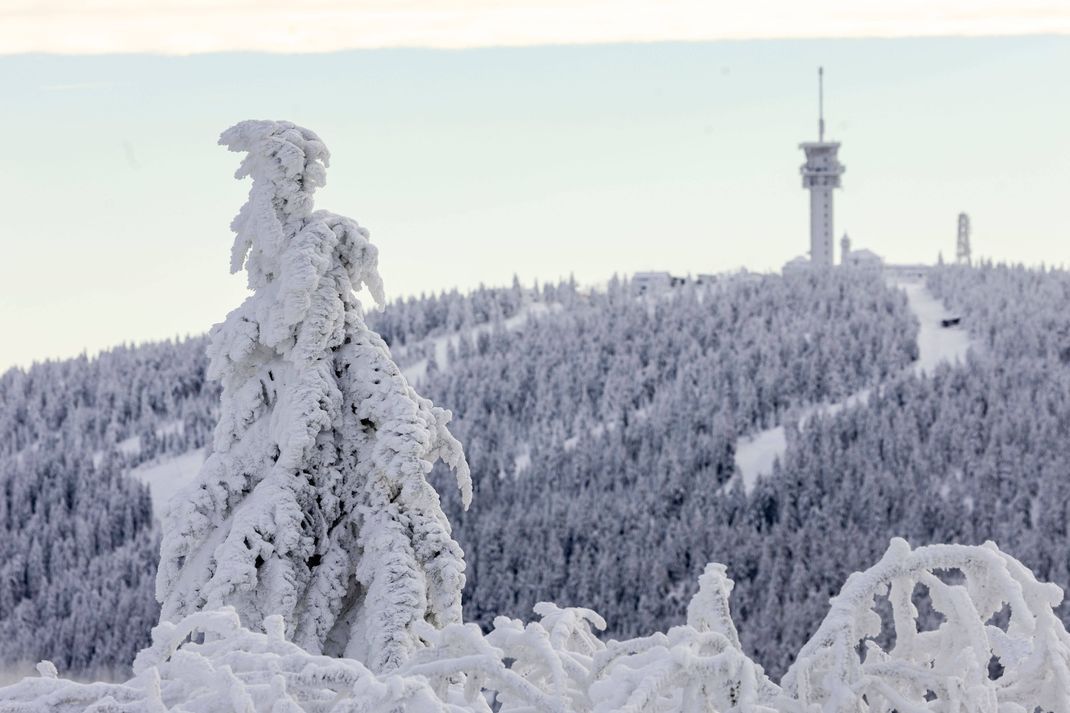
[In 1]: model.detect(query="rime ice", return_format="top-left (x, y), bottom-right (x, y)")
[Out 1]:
top-left (155, 120), bottom-right (472, 672)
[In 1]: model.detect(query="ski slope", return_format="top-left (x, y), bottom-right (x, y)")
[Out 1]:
top-left (732, 278), bottom-right (973, 494)
top-left (899, 281), bottom-right (973, 375)
top-left (733, 427), bottom-right (788, 490)
top-left (129, 448), bottom-right (205, 520)
top-left (400, 302), bottom-right (560, 385)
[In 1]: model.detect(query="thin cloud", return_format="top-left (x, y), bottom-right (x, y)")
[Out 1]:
top-left (2, 0), bottom-right (1068, 55)
top-left (39, 81), bottom-right (119, 91)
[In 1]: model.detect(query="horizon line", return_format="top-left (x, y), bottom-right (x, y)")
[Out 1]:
top-left (3, 1), bottom-right (1068, 56)
top-left (7, 31), bottom-right (1070, 58)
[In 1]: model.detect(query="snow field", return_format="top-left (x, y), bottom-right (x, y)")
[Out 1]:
top-left (128, 448), bottom-right (206, 520)
top-left (400, 301), bottom-right (561, 385)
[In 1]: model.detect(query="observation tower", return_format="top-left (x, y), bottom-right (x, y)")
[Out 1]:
top-left (799, 68), bottom-right (846, 268)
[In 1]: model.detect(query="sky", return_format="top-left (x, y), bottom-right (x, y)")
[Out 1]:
top-left (4, 1), bottom-right (1069, 54)
top-left (1, 4), bottom-right (1068, 371)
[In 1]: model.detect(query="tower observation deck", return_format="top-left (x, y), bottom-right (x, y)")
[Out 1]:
top-left (800, 67), bottom-right (845, 268)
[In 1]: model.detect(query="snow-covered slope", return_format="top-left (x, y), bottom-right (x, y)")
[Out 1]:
top-left (733, 426), bottom-right (788, 492)
top-left (732, 278), bottom-right (974, 493)
top-left (898, 280), bottom-right (973, 374)
top-left (399, 302), bottom-right (561, 385)
top-left (128, 448), bottom-right (205, 520)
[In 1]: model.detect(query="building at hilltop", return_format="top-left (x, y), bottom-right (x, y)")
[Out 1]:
top-left (632, 271), bottom-right (687, 295)
top-left (783, 68), bottom-right (846, 274)
top-left (800, 67), bottom-right (845, 269)
top-left (782, 256), bottom-right (812, 275)
top-left (632, 271), bottom-right (672, 295)
top-left (844, 248), bottom-right (883, 273)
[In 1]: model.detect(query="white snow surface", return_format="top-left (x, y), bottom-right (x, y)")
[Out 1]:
top-left (732, 426), bottom-right (787, 492)
top-left (400, 302), bottom-right (561, 385)
top-left (898, 280), bottom-right (973, 375)
top-left (128, 448), bottom-right (206, 520)
top-left (92, 421), bottom-right (187, 469)
top-left (732, 279), bottom-right (975, 494)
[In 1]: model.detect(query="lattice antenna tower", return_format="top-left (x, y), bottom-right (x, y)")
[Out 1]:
top-left (956, 213), bottom-right (971, 265)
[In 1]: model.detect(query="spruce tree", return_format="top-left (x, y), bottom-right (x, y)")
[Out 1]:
top-left (156, 120), bottom-right (472, 672)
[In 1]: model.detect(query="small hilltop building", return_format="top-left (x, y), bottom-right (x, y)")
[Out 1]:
top-left (839, 232), bottom-right (883, 272)
top-left (843, 248), bottom-right (883, 273)
top-left (632, 271), bottom-right (672, 295)
top-left (632, 271), bottom-right (688, 295)
top-left (782, 256), bottom-right (812, 275)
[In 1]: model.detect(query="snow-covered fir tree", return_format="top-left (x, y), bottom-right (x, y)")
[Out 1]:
top-left (155, 120), bottom-right (472, 672)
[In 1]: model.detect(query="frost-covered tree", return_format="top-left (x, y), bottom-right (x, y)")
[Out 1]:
top-left (156, 120), bottom-right (472, 672)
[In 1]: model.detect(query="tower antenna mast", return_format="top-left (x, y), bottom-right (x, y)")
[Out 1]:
top-left (818, 66), bottom-right (825, 142)
top-left (799, 65), bottom-right (844, 269)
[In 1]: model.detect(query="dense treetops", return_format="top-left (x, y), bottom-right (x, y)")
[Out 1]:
top-left (705, 263), bottom-right (1070, 675)
top-left (420, 270), bottom-right (918, 644)
top-left (0, 263), bottom-right (918, 676)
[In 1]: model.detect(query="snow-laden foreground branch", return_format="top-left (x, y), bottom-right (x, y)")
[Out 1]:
top-left (2, 538), bottom-right (1067, 713)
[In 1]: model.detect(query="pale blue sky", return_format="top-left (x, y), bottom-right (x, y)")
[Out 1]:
top-left (1, 36), bottom-right (1068, 369)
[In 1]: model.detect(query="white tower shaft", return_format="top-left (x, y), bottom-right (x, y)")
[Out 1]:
top-left (799, 67), bottom-right (845, 269)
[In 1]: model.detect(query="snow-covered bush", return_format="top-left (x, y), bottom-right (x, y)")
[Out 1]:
top-left (2, 539), bottom-right (1067, 713)
top-left (155, 120), bottom-right (471, 673)
top-left (783, 538), bottom-right (1070, 713)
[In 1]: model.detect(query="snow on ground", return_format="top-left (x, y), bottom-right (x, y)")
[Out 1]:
top-left (733, 426), bottom-right (787, 493)
top-left (116, 435), bottom-right (141, 457)
top-left (897, 280), bottom-right (973, 375)
top-left (156, 420), bottom-right (185, 438)
top-left (731, 278), bottom-right (975, 494)
top-left (128, 448), bottom-right (205, 520)
top-left (92, 421), bottom-right (187, 469)
top-left (401, 302), bottom-right (561, 385)
top-left (513, 446), bottom-right (531, 475)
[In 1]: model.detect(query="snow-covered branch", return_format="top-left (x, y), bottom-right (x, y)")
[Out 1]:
top-left (784, 537), bottom-right (1070, 713)
top-left (4, 539), bottom-right (1067, 713)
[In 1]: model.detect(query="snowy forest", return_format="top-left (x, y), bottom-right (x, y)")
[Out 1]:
top-left (1, 121), bottom-right (1069, 711)
top-left (0, 261), bottom-right (919, 678)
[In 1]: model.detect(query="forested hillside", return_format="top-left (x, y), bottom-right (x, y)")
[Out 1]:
top-left (424, 272), bottom-right (917, 644)
top-left (11, 264), bottom-right (1070, 680)
top-left (0, 283), bottom-right (536, 674)
top-left (716, 262), bottom-right (1070, 676)
top-left (0, 269), bottom-right (916, 676)
top-left (0, 340), bottom-right (213, 676)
